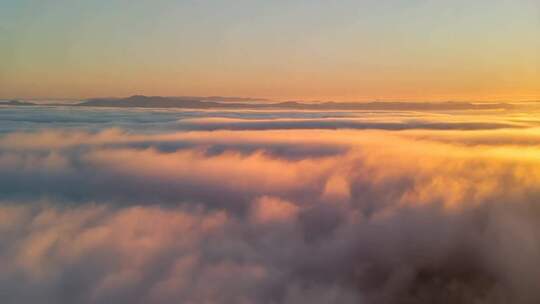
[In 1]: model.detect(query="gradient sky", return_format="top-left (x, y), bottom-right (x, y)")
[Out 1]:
top-left (1, 0), bottom-right (539, 101)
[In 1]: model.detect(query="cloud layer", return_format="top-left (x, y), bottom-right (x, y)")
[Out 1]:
top-left (2, 107), bottom-right (540, 303)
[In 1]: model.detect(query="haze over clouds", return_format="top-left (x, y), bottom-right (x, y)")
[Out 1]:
top-left (0, 107), bottom-right (540, 303)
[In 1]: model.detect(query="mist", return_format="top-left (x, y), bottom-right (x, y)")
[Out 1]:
top-left (1, 107), bottom-right (540, 303)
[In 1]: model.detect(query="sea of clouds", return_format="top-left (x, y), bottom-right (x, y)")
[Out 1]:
top-left (1, 106), bottom-right (540, 303)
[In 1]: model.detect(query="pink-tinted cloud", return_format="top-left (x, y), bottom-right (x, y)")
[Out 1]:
top-left (2, 114), bottom-right (540, 303)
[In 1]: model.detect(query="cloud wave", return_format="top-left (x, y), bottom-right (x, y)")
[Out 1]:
top-left (2, 107), bottom-right (540, 303)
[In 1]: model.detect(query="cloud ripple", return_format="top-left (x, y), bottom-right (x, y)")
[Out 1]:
top-left (1, 108), bottom-right (540, 303)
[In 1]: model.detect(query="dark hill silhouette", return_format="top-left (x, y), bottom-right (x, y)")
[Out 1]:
top-left (0, 100), bottom-right (36, 106)
top-left (77, 95), bottom-right (516, 111)
top-left (0, 95), bottom-right (523, 111)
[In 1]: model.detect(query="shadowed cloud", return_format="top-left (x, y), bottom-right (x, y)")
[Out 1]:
top-left (1, 108), bottom-right (540, 303)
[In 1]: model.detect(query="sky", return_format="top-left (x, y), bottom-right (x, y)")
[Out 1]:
top-left (1, 0), bottom-right (539, 101)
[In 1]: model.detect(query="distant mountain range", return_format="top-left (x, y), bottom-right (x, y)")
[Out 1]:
top-left (0, 100), bottom-right (36, 106)
top-left (0, 95), bottom-right (527, 111)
